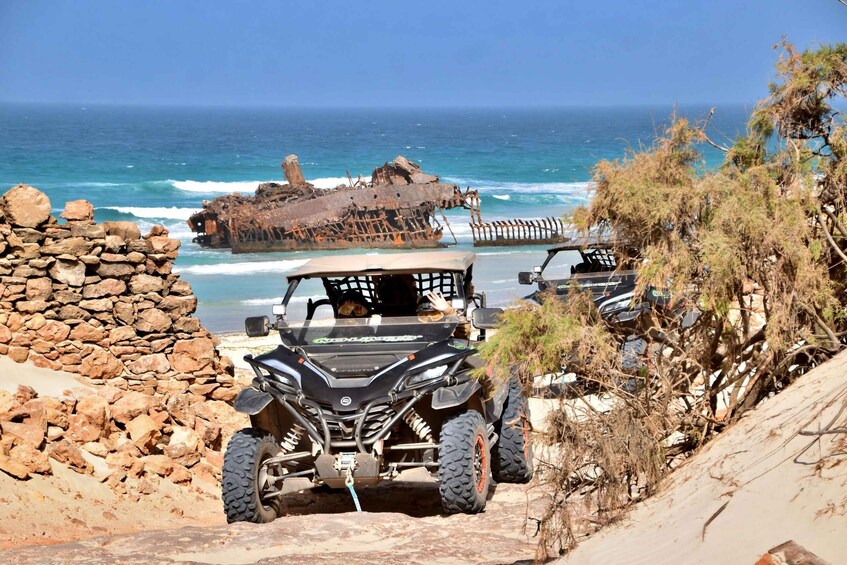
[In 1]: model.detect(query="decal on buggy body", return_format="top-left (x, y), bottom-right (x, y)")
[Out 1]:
top-left (311, 335), bottom-right (425, 344)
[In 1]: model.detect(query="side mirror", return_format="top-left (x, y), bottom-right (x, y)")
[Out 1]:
top-left (471, 307), bottom-right (503, 329)
top-left (518, 272), bottom-right (533, 285)
top-left (245, 316), bottom-right (270, 337)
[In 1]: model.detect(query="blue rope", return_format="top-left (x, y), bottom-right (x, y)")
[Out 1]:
top-left (347, 482), bottom-right (362, 512)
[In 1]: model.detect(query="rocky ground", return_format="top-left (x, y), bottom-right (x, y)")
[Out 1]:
top-left (0, 471), bottom-right (542, 564)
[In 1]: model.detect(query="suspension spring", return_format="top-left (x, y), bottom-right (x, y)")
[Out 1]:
top-left (279, 423), bottom-right (305, 453)
top-left (403, 409), bottom-right (433, 442)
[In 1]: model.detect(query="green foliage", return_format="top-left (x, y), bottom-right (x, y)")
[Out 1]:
top-left (477, 288), bottom-right (616, 382)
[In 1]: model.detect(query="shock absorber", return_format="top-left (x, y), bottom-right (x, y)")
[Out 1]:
top-left (279, 423), bottom-right (305, 453)
top-left (403, 409), bottom-right (433, 442)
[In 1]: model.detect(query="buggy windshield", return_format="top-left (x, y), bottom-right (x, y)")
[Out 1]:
top-left (278, 315), bottom-right (460, 349)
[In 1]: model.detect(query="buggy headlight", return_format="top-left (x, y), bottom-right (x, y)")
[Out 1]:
top-left (407, 364), bottom-right (448, 386)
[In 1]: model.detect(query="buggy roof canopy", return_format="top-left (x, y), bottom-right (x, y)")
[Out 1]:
top-left (548, 236), bottom-right (618, 252)
top-left (287, 251), bottom-right (476, 281)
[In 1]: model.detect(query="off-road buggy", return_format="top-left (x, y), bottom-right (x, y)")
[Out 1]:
top-left (518, 238), bottom-right (696, 388)
top-left (223, 251), bottom-right (532, 523)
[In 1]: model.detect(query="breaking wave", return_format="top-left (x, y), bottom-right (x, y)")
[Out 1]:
top-left (169, 176), bottom-right (365, 194)
top-left (444, 177), bottom-right (594, 195)
top-left (101, 206), bottom-right (196, 220)
top-left (173, 259), bottom-right (309, 276)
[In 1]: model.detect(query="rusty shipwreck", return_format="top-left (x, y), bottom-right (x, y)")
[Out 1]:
top-left (187, 155), bottom-right (474, 253)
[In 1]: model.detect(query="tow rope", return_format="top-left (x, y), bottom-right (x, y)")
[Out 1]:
top-left (345, 466), bottom-right (362, 512)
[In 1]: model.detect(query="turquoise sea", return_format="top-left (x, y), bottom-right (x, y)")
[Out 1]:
top-left (0, 104), bottom-right (751, 331)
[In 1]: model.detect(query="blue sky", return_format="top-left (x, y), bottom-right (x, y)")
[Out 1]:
top-left (0, 0), bottom-right (845, 107)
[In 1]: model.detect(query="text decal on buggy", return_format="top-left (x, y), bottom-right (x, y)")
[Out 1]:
top-left (312, 335), bottom-right (425, 344)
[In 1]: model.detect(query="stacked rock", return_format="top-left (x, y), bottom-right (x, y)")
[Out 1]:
top-left (0, 185), bottom-right (235, 400)
top-left (0, 383), bottom-right (225, 489)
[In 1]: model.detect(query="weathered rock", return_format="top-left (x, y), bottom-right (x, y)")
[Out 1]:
top-left (169, 463), bottom-right (192, 484)
top-left (54, 289), bottom-right (82, 304)
top-left (58, 304), bottom-right (88, 320)
top-left (70, 223), bottom-right (105, 238)
top-left (0, 454), bottom-right (30, 479)
top-left (66, 414), bottom-right (101, 443)
top-left (142, 454), bottom-right (175, 477)
top-left (164, 426), bottom-right (203, 467)
top-left (11, 228), bottom-right (45, 244)
top-left (1, 185), bottom-right (51, 228)
top-left (36, 320), bottom-right (71, 342)
top-left (49, 258), bottom-right (86, 287)
top-left (169, 280), bottom-right (193, 296)
top-left (135, 309), bottom-right (171, 333)
top-left (78, 297), bottom-right (113, 312)
top-left (10, 443), bottom-right (52, 474)
top-left (109, 326), bottom-right (137, 343)
top-left (60, 200), bottom-right (94, 222)
top-left (25, 277), bottom-right (52, 301)
top-left (103, 221), bottom-right (141, 241)
top-left (69, 322), bottom-right (108, 342)
top-left (169, 337), bottom-right (215, 373)
top-left (48, 440), bottom-right (90, 473)
top-left (111, 391), bottom-right (152, 425)
top-left (41, 237), bottom-right (92, 256)
top-left (82, 279), bottom-right (126, 298)
top-left (16, 300), bottom-right (49, 314)
top-left (0, 389), bottom-right (14, 414)
top-left (126, 414), bottom-right (160, 454)
top-left (158, 295), bottom-right (197, 315)
top-left (194, 418), bottom-right (222, 450)
top-left (0, 421), bottom-right (45, 448)
top-left (96, 262), bottom-right (135, 278)
top-left (127, 353), bottom-right (170, 375)
top-left (210, 387), bottom-right (238, 403)
top-left (8, 345), bottom-right (29, 363)
top-left (146, 236), bottom-right (180, 257)
top-left (129, 274), bottom-right (164, 294)
top-left (113, 301), bottom-right (135, 325)
top-left (79, 347), bottom-right (124, 379)
top-left (75, 394), bottom-right (110, 430)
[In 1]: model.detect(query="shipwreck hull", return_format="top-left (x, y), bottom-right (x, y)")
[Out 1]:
top-left (188, 156), bottom-right (470, 253)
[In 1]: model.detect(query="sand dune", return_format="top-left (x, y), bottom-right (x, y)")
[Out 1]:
top-left (562, 351), bottom-right (847, 564)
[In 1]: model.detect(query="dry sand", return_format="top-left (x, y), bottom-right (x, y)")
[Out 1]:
top-left (562, 350), bottom-right (847, 564)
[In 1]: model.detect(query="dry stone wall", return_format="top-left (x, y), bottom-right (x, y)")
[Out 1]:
top-left (0, 184), bottom-right (244, 488)
top-left (0, 184), bottom-right (236, 401)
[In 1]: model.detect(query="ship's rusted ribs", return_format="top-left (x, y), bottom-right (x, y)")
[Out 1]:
top-left (469, 216), bottom-right (574, 247)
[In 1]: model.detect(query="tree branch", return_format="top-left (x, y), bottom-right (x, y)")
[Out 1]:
top-left (699, 107), bottom-right (731, 152)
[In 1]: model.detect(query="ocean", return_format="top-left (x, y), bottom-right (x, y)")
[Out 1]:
top-left (0, 104), bottom-right (751, 331)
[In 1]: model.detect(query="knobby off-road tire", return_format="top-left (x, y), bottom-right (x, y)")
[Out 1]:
top-left (492, 377), bottom-right (533, 484)
top-left (222, 428), bottom-right (281, 524)
top-left (438, 410), bottom-right (491, 514)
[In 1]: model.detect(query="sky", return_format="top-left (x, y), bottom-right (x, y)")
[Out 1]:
top-left (0, 0), bottom-right (845, 108)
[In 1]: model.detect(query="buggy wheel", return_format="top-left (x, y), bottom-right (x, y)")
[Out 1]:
top-left (492, 376), bottom-right (533, 483)
top-left (438, 410), bottom-right (490, 514)
top-left (222, 428), bottom-right (281, 523)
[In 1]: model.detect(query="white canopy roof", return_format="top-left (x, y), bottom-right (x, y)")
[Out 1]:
top-left (287, 251), bottom-right (475, 280)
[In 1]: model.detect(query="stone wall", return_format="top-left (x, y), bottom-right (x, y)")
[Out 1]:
top-left (0, 184), bottom-right (235, 400)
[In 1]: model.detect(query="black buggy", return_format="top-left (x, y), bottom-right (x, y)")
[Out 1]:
top-left (223, 251), bottom-right (532, 522)
top-left (519, 238), bottom-right (697, 386)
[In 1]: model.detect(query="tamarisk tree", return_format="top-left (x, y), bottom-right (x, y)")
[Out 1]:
top-left (479, 41), bottom-right (847, 554)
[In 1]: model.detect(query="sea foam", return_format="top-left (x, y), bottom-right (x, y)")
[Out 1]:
top-left (102, 206), bottom-right (197, 220)
top-left (170, 176), bottom-right (364, 194)
top-left (444, 177), bottom-right (594, 195)
top-left (173, 259), bottom-right (309, 276)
